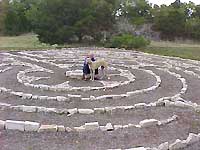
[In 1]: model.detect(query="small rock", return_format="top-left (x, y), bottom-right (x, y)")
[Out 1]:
top-left (57, 125), bottom-right (65, 132)
top-left (78, 109), bottom-right (94, 114)
top-left (22, 106), bottom-right (37, 113)
top-left (65, 127), bottom-right (73, 132)
top-left (114, 125), bottom-right (123, 130)
top-left (169, 139), bottom-right (186, 150)
top-left (139, 119), bottom-right (159, 128)
top-left (68, 108), bottom-right (78, 115)
top-left (56, 96), bottom-right (68, 102)
top-left (5, 120), bottom-right (25, 131)
top-left (105, 123), bottom-right (114, 131)
top-left (158, 142), bottom-right (169, 150)
top-left (135, 103), bottom-right (147, 109)
top-left (185, 133), bottom-right (199, 145)
top-left (94, 108), bottom-right (105, 114)
top-left (38, 125), bottom-right (57, 132)
top-left (84, 122), bottom-right (99, 131)
top-left (0, 120), bottom-right (5, 130)
top-left (74, 126), bottom-right (85, 132)
top-left (24, 121), bottom-right (40, 132)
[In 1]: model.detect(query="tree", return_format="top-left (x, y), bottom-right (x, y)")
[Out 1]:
top-left (0, 0), bottom-right (9, 34)
top-left (152, 3), bottom-right (187, 40)
top-left (27, 0), bottom-right (116, 44)
top-left (116, 0), bottom-right (152, 26)
top-left (4, 0), bottom-right (33, 35)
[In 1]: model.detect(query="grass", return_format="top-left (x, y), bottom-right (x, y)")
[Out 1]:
top-left (0, 33), bottom-right (52, 50)
top-left (1, 34), bottom-right (200, 61)
top-left (139, 40), bottom-right (200, 61)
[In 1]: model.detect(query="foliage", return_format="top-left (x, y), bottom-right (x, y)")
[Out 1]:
top-left (0, 0), bottom-right (9, 34)
top-left (109, 34), bottom-right (150, 49)
top-left (3, 0), bottom-right (34, 35)
top-left (26, 0), bottom-right (116, 44)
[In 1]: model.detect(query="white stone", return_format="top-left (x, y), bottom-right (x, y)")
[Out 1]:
top-left (158, 142), bottom-right (169, 150)
top-left (56, 96), bottom-right (68, 102)
top-left (169, 139), bottom-right (186, 150)
top-left (135, 103), bottom-right (147, 109)
top-left (0, 120), bottom-right (5, 130)
top-left (5, 120), bottom-right (25, 131)
top-left (57, 125), bottom-right (66, 132)
top-left (68, 108), bottom-right (78, 115)
top-left (38, 96), bottom-right (48, 100)
top-left (185, 133), bottom-right (199, 145)
top-left (174, 101), bottom-right (186, 108)
top-left (139, 119), bottom-right (159, 128)
top-left (22, 106), bottom-right (37, 113)
top-left (94, 108), bottom-right (105, 114)
top-left (114, 125), bottom-right (123, 130)
top-left (24, 121), bottom-right (40, 131)
top-left (38, 125), bottom-right (57, 132)
top-left (22, 93), bottom-right (32, 99)
top-left (126, 147), bottom-right (147, 150)
top-left (99, 126), bottom-right (107, 131)
top-left (84, 122), bottom-right (99, 131)
top-left (68, 94), bottom-right (81, 100)
top-left (74, 126), bottom-right (85, 132)
top-left (37, 107), bottom-right (47, 112)
top-left (105, 123), bottom-right (114, 131)
top-left (78, 109), bottom-right (94, 114)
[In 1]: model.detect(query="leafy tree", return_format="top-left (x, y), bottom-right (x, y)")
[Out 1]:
top-left (152, 3), bottom-right (187, 40)
top-left (0, 0), bottom-right (9, 34)
top-left (27, 0), bottom-right (116, 44)
top-left (4, 0), bottom-right (33, 35)
top-left (116, 0), bottom-right (152, 26)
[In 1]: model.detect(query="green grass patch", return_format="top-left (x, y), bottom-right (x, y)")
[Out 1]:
top-left (139, 40), bottom-right (200, 61)
top-left (0, 33), bottom-right (52, 50)
top-left (1, 34), bottom-right (200, 61)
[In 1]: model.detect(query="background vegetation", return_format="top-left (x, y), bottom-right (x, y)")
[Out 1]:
top-left (1, 0), bottom-right (200, 52)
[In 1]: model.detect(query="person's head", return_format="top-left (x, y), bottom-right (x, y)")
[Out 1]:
top-left (86, 58), bottom-right (92, 64)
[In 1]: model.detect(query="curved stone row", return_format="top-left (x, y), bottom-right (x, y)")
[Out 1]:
top-left (1, 48), bottom-right (200, 150)
top-left (0, 114), bottom-right (177, 133)
top-left (110, 133), bottom-right (200, 150)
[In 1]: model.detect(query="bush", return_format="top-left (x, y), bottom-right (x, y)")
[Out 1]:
top-left (109, 34), bottom-right (150, 49)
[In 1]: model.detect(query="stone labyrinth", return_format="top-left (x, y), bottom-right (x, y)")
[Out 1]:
top-left (1, 48), bottom-right (200, 150)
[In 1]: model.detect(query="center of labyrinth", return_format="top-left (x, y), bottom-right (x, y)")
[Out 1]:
top-left (1, 48), bottom-right (200, 150)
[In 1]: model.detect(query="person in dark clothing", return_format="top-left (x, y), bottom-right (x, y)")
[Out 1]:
top-left (82, 54), bottom-right (98, 80)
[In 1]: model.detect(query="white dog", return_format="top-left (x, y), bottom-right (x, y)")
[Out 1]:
top-left (86, 58), bottom-right (108, 81)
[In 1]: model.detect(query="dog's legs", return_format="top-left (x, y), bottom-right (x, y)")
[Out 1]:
top-left (90, 69), bottom-right (95, 81)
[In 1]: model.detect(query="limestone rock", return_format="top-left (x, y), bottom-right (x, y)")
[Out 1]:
top-left (38, 125), bottom-right (57, 132)
top-left (105, 123), bottom-right (114, 131)
top-left (22, 106), bottom-right (37, 113)
top-left (74, 126), bottom-right (85, 132)
top-left (5, 120), bottom-right (25, 131)
top-left (65, 127), bottom-right (73, 132)
top-left (84, 122), bottom-right (99, 131)
top-left (169, 139), bottom-right (186, 150)
top-left (56, 96), bottom-right (68, 102)
top-left (139, 119), bottom-right (159, 128)
top-left (24, 121), bottom-right (40, 132)
top-left (158, 142), bottom-right (169, 150)
top-left (135, 103), bottom-right (147, 109)
top-left (57, 125), bottom-right (66, 132)
top-left (78, 109), bottom-right (94, 114)
top-left (0, 120), bottom-right (5, 130)
top-left (67, 108), bottom-right (78, 115)
top-left (94, 108), bottom-right (105, 114)
top-left (185, 133), bottom-right (199, 145)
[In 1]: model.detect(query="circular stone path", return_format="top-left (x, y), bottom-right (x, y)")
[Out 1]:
top-left (1, 48), bottom-right (200, 150)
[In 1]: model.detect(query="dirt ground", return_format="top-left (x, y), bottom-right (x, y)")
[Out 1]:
top-left (1, 48), bottom-right (200, 150)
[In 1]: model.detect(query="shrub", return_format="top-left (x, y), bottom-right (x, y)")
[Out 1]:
top-left (109, 34), bottom-right (150, 49)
